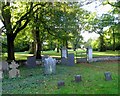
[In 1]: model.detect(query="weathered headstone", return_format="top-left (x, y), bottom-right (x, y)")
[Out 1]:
top-left (61, 47), bottom-right (67, 58)
top-left (0, 70), bottom-right (2, 79)
top-left (0, 61), bottom-right (9, 72)
top-left (104, 72), bottom-right (112, 81)
top-left (9, 60), bottom-right (20, 78)
top-left (42, 55), bottom-right (49, 63)
top-left (86, 47), bottom-right (93, 63)
top-left (44, 57), bottom-right (56, 75)
top-left (57, 80), bottom-right (65, 88)
top-left (75, 75), bottom-right (82, 82)
top-left (26, 56), bottom-right (36, 68)
top-left (67, 53), bottom-right (75, 66)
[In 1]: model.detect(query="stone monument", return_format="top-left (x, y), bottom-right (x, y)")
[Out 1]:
top-left (86, 47), bottom-right (93, 63)
top-left (44, 57), bottom-right (56, 75)
top-left (9, 60), bottom-right (20, 78)
top-left (61, 47), bottom-right (68, 58)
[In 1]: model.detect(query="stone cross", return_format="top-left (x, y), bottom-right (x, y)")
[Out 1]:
top-left (9, 60), bottom-right (20, 78)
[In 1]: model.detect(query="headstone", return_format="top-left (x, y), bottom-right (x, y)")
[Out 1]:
top-left (75, 75), bottom-right (82, 82)
top-left (42, 55), bottom-right (49, 63)
top-left (67, 53), bottom-right (75, 66)
top-left (44, 57), bottom-right (56, 75)
top-left (26, 56), bottom-right (36, 68)
top-left (86, 47), bottom-right (92, 63)
top-left (0, 61), bottom-right (9, 72)
top-left (0, 70), bottom-right (2, 79)
top-left (104, 72), bottom-right (112, 81)
top-left (61, 47), bottom-right (67, 58)
top-left (57, 80), bottom-right (65, 88)
top-left (61, 57), bottom-right (68, 65)
top-left (9, 60), bottom-right (20, 78)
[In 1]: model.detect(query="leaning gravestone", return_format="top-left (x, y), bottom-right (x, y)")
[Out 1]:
top-left (104, 72), bottom-right (112, 81)
top-left (44, 57), bottom-right (56, 75)
top-left (67, 53), bottom-right (75, 66)
top-left (9, 60), bottom-right (20, 78)
top-left (26, 56), bottom-right (36, 68)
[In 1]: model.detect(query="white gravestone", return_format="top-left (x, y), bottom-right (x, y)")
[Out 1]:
top-left (44, 57), bottom-right (56, 75)
top-left (9, 60), bottom-right (20, 78)
top-left (87, 47), bottom-right (93, 62)
top-left (61, 47), bottom-right (67, 58)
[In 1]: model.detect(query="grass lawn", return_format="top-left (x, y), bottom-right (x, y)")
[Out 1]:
top-left (2, 61), bottom-right (118, 94)
top-left (2, 50), bottom-right (120, 60)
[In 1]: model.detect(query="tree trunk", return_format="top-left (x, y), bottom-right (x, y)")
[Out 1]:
top-left (66, 40), bottom-right (68, 49)
top-left (57, 46), bottom-right (59, 53)
top-left (7, 34), bottom-right (15, 61)
top-left (35, 27), bottom-right (42, 59)
top-left (112, 28), bottom-right (115, 51)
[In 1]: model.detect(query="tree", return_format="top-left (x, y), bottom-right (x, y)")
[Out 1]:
top-left (0, 1), bottom-right (46, 60)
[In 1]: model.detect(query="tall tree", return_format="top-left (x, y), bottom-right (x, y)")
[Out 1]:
top-left (0, 1), bottom-right (46, 60)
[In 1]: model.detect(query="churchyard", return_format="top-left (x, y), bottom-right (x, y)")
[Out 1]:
top-left (2, 61), bottom-right (118, 94)
top-left (0, 1), bottom-right (120, 95)
top-left (1, 49), bottom-right (119, 94)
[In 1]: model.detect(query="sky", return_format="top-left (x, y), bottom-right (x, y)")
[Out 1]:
top-left (81, 1), bottom-right (113, 41)
top-left (0, 1), bottom-right (112, 41)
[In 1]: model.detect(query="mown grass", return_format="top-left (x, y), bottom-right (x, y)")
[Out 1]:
top-left (2, 50), bottom-right (120, 60)
top-left (2, 61), bottom-right (118, 94)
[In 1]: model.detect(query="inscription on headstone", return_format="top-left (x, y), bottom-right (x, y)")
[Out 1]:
top-left (26, 56), bottom-right (36, 68)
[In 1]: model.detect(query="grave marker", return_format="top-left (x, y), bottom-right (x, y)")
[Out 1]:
top-left (104, 72), bottom-right (112, 81)
top-left (67, 53), bottom-right (75, 66)
top-left (26, 56), bottom-right (36, 68)
top-left (9, 60), bottom-right (20, 78)
top-left (61, 47), bottom-right (67, 58)
top-left (44, 57), bottom-right (56, 75)
top-left (75, 75), bottom-right (82, 82)
top-left (57, 80), bottom-right (65, 88)
top-left (86, 47), bottom-right (93, 63)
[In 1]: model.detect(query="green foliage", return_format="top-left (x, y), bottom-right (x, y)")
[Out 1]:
top-left (3, 62), bottom-right (118, 94)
